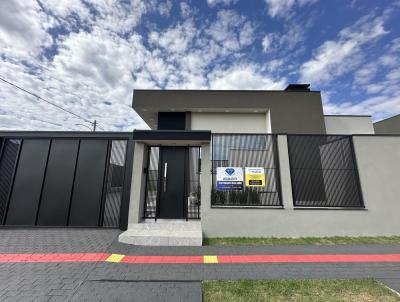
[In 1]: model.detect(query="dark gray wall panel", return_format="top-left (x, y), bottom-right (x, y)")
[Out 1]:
top-left (68, 139), bottom-right (108, 226)
top-left (37, 140), bottom-right (79, 226)
top-left (5, 139), bottom-right (50, 225)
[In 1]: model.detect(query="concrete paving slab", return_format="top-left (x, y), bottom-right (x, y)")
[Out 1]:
top-left (70, 281), bottom-right (202, 302)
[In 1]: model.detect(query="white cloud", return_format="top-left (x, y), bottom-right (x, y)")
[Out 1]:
top-left (264, 0), bottom-right (318, 18)
top-left (41, 0), bottom-right (91, 21)
top-left (180, 2), bottom-right (191, 18)
top-left (149, 19), bottom-right (197, 54)
top-left (299, 14), bottom-right (388, 84)
top-left (208, 64), bottom-right (286, 90)
top-left (158, 0), bottom-right (173, 17)
top-left (354, 63), bottom-right (378, 85)
top-left (0, 27), bottom-right (158, 131)
top-left (262, 35), bottom-right (272, 52)
top-left (0, 0), bottom-right (52, 59)
top-left (324, 94), bottom-right (400, 122)
top-left (207, 0), bottom-right (238, 7)
top-left (390, 37), bottom-right (400, 52)
top-left (206, 10), bottom-right (255, 51)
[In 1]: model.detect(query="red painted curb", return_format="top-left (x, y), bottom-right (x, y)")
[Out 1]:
top-left (0, 253), bottom-right (110, 263)
top-left (1, 253), bottom-right (400, 264)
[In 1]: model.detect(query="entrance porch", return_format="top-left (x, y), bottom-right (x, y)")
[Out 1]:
top-left (118, 130), bottom-right (211, 246)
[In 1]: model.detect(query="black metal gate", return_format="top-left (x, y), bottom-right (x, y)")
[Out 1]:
top-left (0, 132), bottom-right (134, 229)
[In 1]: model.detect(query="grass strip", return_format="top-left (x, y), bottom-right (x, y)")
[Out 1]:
top-left (204, 236), bottom-right (400, 246)
top-left (203, 278), bottom-right (400, 302)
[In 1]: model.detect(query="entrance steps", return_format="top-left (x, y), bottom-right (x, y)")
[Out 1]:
top-left (118, 220), bottom-right (202, 246)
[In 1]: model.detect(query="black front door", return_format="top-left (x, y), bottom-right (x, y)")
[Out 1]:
top-left (158, 147), bottom-right (186, 219)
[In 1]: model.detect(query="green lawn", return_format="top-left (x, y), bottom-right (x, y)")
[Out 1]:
top-left (203, 279), bottom-right (400, 302)
top-left (203, 236), bottom-right (400, 246)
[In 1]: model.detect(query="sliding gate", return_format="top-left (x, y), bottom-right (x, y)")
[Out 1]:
top-left (0, 132), bottom-right (133, 229)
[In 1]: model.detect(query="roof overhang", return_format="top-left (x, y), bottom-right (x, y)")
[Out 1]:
top-left (132, 89), bottom-right (318, 129)
top-left (132, 130), bottom-right (211, 146)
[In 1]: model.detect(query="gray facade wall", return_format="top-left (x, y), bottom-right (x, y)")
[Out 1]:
top-left (201, 135), bottom-right (400, 238)
top-left (374, 115), bottom-right (400, 134)
top-left (324, 116), bottom-right (374, 134)
top-left (133, 90), bottom-right (326, 134)
top-left (191, 112), bottom-right (269, 133)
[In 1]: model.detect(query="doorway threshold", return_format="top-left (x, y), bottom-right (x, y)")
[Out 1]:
top-left (118, 220), bottom-right (202, 246)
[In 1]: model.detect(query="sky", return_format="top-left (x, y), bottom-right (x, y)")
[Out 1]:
top-left (0, 0), bottom-right (399, 131)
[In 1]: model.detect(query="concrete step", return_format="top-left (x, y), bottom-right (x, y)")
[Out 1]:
top-left (118, 220), bottom-right (202, 246)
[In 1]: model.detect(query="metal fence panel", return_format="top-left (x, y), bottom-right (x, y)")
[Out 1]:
top-left (0, 134), bottom-right (131, 228)
top-left (144, 147), bottom-right (159, 218)
top-left (103, 140), bottom-right (127, 227)
top-left (0, 139), bottom-right (21, 224)
top-left (211, 134), bottom-right (282, 206)
top-left (287, 135), bottom-right (363, 207)
top-left (187, 147), bottom-right (201, 219)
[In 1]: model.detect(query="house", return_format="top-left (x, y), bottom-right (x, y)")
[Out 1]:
top-left (1, 84), bottom-right (399, 246)
top-left (374, 114), bottom-right (400, 134)
top-left (118, 84), bottom-right (400, 245)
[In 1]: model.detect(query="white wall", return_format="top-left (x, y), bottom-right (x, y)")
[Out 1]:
top-left (324, 116), bottom-right (374, 134)
top-left (201, 135), bottom-right (400, 238)
top-left (191, 112), bottom-right (269, 133)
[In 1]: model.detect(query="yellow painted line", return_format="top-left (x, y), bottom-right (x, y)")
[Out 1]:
top-left (203, 255), bottom-right (218, 264)
top-left (105, 254), bottom-right (125, 263)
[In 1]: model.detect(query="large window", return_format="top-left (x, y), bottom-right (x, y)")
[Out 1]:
top-left (211, 134), bottom-right (282, 207)
top-left (287, 135), bottom-right (363, 207)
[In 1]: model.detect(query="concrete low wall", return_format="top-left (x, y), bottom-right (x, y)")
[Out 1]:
top-left (201, 135), bottom-right (400, 238)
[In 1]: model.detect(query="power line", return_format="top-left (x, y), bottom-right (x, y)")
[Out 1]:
top-left (0, 76), bottom-right (104, 130)
top-left (3, 111), bottom-right (77, 131)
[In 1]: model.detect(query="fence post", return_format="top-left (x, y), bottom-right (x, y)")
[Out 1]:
top-left (277, 135), bottom-right (293, 209)
top-left (127, 142), bottom-right (147, 225)
top-left (200, 143), bottom-right (212, 219)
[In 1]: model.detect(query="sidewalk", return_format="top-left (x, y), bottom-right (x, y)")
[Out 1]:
top-left (0, 228), bottom-right (399, 301)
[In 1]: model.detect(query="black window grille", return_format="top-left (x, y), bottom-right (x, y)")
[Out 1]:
top-left (211, 134), bottom-right (282, 207)
top-left (287, 135), bottom-right (364, 207)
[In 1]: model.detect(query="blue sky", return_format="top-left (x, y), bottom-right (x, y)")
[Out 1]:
top-left (0, 0), bottom-right (399, 131)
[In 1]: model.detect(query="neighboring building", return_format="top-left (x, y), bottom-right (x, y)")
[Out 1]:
top-left (374, 114), bottom-right (400, 134)
top-left (1, 84), bottom-right (400, 246)
top-left (324, 115), bottom-right (375, 134)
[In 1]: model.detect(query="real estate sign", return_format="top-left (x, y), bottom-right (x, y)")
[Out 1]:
top-left (245, 167), bottom-right (265, 187)
top-left (216, 167), bottom-right (243, 190)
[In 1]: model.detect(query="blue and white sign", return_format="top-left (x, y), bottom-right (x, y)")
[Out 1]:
top-left (216, 167), bottom-right (244, 191)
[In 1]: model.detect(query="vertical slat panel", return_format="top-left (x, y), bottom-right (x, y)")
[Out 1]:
top-left (0, 139), bottom-right (21, 224)
top-left (287, 135), bottom-right (363, 207)
top-left (68, 139), bottom-right (108, 226)
top-left (143, 147), bottom-right (160, 218)
top-left (5, 139), bottom-right (50, 225)
top-left (102, 140), bottom-right (127, 227)
top-left (36, 139), bottom-right (79, 226)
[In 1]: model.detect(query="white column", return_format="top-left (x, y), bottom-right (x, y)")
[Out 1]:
top-left (200, 143), bottom-right (212, 219)
top-left (127, 142), bottom-right (147, 225)
top-left (277, 135), bottom-right (294, 209)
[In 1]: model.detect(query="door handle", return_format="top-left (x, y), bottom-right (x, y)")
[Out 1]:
top-left (163, 162), bottom-right (168, 192)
